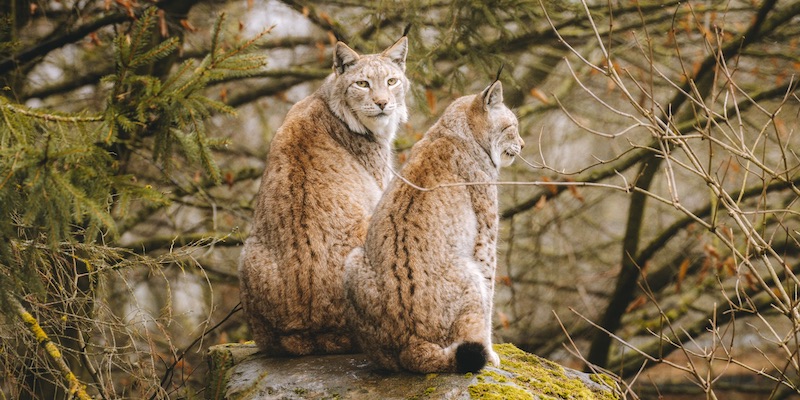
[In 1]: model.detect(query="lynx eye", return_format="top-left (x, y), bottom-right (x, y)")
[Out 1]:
top-left (387, 77), bottom-right (398, 85)
top-left (355, 80), bottom-right (370, 88)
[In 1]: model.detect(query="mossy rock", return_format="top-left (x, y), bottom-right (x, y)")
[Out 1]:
top-left (206, 342), bottom-right (619, 400)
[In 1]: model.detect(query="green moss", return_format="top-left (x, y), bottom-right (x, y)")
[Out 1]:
top-left (469, 382), bottom-right (534, 400)
top-left (480, 369), bottom-right (507, 383)
top-left (465, 344), bottom-right (619, 400)
top-left (425, 373), bottom-right (438, 380)
top-left (424, 387), bottom-right (436, 395)
top-left (590, 372), bottom-right (616, 389)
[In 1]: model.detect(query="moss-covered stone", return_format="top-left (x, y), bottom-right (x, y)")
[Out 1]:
top-left (467, 344), bottom-right (618, 400)
top-left (206, 342), bottom-right (260, 400)
top-left (206, 342), bottom-right (619, 399)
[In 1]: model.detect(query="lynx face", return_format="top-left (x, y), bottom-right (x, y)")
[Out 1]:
top-left (474, 81), bottom-right (524, 168)
top-left (329, 38), bottom-right (409, 142)
top-left (492, 109), bottom-right (523, 168)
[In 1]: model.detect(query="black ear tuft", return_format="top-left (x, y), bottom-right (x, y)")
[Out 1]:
top-left (402, 23), bottom-right (412, 37)
top-left (494, 63), bottom-right (504, 84)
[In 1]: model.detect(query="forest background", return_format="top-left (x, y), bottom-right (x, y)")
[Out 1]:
top-left (1, 0), bottom-right (799, 399)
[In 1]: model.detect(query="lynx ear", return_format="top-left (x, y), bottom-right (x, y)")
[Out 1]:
top-left (481, 80), bottom-right (504, 110)
top-left (381, 36), bottom-right (408, 71)
top-left (333, 42), bottom-right (360, 75)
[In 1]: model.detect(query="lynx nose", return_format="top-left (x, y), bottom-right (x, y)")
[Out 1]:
top-left (375, 100), bottom-right (387, 110)
top-left (519, 138), bottom-right (526, 149)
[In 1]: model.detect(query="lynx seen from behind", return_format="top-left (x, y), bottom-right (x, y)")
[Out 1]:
top-left (345, 80), bottom-right (523, 373)
top-left (239, 36), bottom-right (409, 355)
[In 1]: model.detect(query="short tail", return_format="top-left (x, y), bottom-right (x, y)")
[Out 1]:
top-left (455, 342), bottom-right (488, 373)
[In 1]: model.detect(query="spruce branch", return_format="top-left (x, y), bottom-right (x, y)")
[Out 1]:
top-left (0, 12), bottom-right (131, 76)
top-left (0, 97), bottom-right (103, 122)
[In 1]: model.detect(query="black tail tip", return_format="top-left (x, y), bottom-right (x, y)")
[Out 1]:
top-left (455, 342), bottom-right (488, 373)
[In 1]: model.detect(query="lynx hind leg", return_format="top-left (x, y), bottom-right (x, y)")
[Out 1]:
top-left (398, 337), bottom-right (488, 374)
top-left (399, 337), bottom-right (459, 373)
top-left (239, 240), bottom-right (315, 356)
top-left (343, 247), bottom-right (391, 362)
top-left (315, 332), bottom-right (357, 354)
top-left (276, 331), bottom-right (354, 356)
top-left (239, 241), bottom-right (297, 355)
top-left (344, 247), bottom-right (377, 333)
top-left (277, 334), bottom-right (315, 356)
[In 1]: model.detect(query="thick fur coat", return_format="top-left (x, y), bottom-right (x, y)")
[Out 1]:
top-left (345, 81), bottom-right (524, 373)
top-left (239, 37), bottom-right (409, 355)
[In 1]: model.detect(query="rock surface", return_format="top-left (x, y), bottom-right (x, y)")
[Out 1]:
top-left (206, 342), bottom-right (619, 400)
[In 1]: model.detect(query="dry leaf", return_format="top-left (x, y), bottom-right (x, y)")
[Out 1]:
top-left (315, 41), bottom-right (327, 62)
top-left (626, 295), bottom-right (647, 313)
top-left (425, 89), bottom-right (436, 112)
top-left (566, 178), bottom-right (584, 202)
top-left (722, 256), bottom-right (736, 276)
top-left (180, 19), bottom-right (197, 33)
top-left (704, 243), bottom-right (720, 259)
top-left (775, 117), bottom-right (787, 138)
top-left (535, 194), bottom-right (547, 210)
top-left (319, 11), bottom-right (333, 26)
top-left (496, 311), bottom-right (510, 329)
top-left (529, 88), bottom-right (550, 105)
top-left (744, 272), bottom-right (757, 291)
top-left (676, 258), bottom-right (690, 292)
top-left (541, 176), bottom-right (558, 195)
top-left (225, 171), bottom-right (234, 189)
top-left (88, 32), bottom-right (102, 46)
top-left (158, 10), bottom-right (169, 37)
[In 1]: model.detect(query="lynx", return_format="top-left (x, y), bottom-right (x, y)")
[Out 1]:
top-left (238, 36), bottom-right (409, 355)
top-left (344, 80), bottom-right (524, 373)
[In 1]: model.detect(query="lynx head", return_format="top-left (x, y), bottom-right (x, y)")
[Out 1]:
top-left (326, 37), bottom-right (409, 143)
top-left (467, 80), bottom-right (524, 168)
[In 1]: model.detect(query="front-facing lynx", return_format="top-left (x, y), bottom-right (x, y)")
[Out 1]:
top-left (345, 80), bottom-right (523, 373)
top-left (239, 36), bottom-right (409, 355)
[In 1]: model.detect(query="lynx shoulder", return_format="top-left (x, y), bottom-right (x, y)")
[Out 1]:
top-left (239, 36), bottom-right (409, 355)
top-left (344, 80), bottom-right (524, 372)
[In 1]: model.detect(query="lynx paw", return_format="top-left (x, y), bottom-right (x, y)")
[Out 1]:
top-left (488, 348), bottom-right (501, 367)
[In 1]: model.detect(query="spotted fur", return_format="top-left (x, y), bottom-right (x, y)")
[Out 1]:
top-left (239, 37), bottom-right (409, 355)
top-left (344, 81), bottom-right (524, 372)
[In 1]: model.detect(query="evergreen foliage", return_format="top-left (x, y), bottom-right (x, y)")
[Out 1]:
top-left (0, 7), bottom-right (267, 396)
